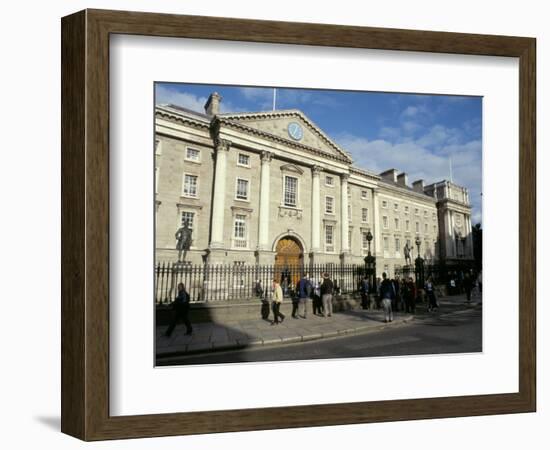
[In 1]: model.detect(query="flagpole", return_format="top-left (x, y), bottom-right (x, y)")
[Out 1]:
top-left (272, 88), bottom-right (277, 111)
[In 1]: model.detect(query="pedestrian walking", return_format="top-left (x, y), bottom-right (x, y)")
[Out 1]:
top-left (425, 276), bottom-right (438, 312)
top-left (464, 272), bottom-right (473, 303)
top-left (379, 272), bottom-right (395, 323)
top-left (312, 277), bottom-right (323, 316)
top-left (404, 277), bottom-right (416, 313)
top-left (164, 283), bottom-right (192, 337)
top-left (392, 277), bottom-right (401, 311)
top-left (296, 274), bottom-right (312, 318)
top-left (360, 275), bottom-right (370, 310)
top-left (320, 272), bottom-right (334, 317)
top-left (271, 279), bottom-right (285, 325)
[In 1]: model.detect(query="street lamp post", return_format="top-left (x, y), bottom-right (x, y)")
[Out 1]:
top-left (414, 236), bottom-right (425, 289)
top-left (363, 230), bottom-right (376, 294)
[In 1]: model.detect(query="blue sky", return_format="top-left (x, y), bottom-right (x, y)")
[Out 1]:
top-left (156, 83), bottom-right (482, 225)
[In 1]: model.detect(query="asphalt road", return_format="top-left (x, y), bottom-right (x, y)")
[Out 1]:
top-left (157, 306), bottom-right (482, 366)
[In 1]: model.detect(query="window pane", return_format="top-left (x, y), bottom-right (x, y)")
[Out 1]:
top-left (181, 211), bottom-right (194, 229)
top-left (284, 176), bottom-right (297, 206)
top-left (186, 148), bottom-right (200, 161)
top-left (236, 178), bottom-right (249, 200)
top-left (183, 174), bottom-right (198, 196)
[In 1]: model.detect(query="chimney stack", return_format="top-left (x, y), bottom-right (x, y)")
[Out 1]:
top-left (380, 169), bottom-right (398, 183)
top-left (412, 179), bottom-right (425, 193)
top-left (397, 172), bottom-right (408, 187)
top-left (205, 92), bottom-right (222, 116)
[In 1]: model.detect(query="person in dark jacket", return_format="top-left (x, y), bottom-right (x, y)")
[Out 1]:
top-left (360, 276), bottom-right (370, 310)
top-left (404, 277), bottom-right (417, 313)
top-left (296, 274), bottom-right (312, 318)
top-left (165, 283), bottom-right (192, 337)
top-left (425, 277), bottom-right (438, 312)
top-left (379, 272), bottom-right (395, 323)
top-left (320, 272), bottom-right (334, 318)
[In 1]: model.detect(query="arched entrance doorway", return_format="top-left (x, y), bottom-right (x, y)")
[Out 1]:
top-left (274, 236), bottom-right (304, 290)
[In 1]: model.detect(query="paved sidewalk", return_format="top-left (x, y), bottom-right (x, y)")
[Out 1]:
top-left (156, 292), bottom-right (481, 358)
top-left (156, 309), bottom-right (414, 357)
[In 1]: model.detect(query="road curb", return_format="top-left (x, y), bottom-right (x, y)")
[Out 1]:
top-left (157, 315), bottom-right (413, 359)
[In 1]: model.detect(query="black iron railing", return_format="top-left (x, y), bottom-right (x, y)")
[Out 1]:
top-left (155, 262), bottom-right (365, 304)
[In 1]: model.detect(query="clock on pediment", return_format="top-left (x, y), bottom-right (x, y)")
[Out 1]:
top-left (287, 122), bottom-right (304, 141)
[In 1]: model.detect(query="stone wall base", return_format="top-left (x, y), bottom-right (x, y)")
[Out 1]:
top-left (156, 293), bottom-right (362, 326)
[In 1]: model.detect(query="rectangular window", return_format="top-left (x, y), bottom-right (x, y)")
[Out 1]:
top-left (237, 153), bottom-right (250, 167)
top-left (348, 203), bottom-right (352, 222)
top-left (183, 174), bottom-right (198, 197)
top-left (415, 208), bottom-right (419, 215)
top-left (325, 196), bottom-right (334, 214)
top-left (233, 214), bottom-right (247, 248)
top-left (325, 225), bottom-right (334, 252)
top-left (361, 208), bottom-right (368, 223)
top-left (405, 220), bottom-right (410, 231)
top-left (383, 236), bottom-right (389, 250)
top-left (181, 211), bottom-right (195, 230)
top-left (433, 225), bottom-right (437, 234)
top-left (404, 205), bottom-right (409, 213)
top-left (424, 210), bottom-right (428, 218)
top-left (325, 175), bottom-right (334, 186)
top-left (284, 176), bottom-right (298, 207)
top-left (394, 218), bottom-right (400, 230)
top-left (433, 212), bottom-right (437, 220)
top-left (361, 190), bottom-right (368, 199)
top-left (395, 238), bottom-right (400, 252)
top-left (415, 221), bottom-right (420, 233)
top-left (383, 216), bottom-right (389, 229)
top-left (394, 203), bottom-right (399, 211)
top-left (186, 147), bottom-right (200, 162)
top-left (236, 178), bottom-right (249, 201)
top-left (425, 223), bottom-right (429, 233)
top-left (348, 230), bottom-right (352, 249)
top-left (382, 200), bottom-right (388, 208)
top-left (155, 139), bottom-right (162, 155)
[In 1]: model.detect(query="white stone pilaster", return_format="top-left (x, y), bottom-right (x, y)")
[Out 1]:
top-left (372, 189), bottom-right (381, 255)
top-left (257, 151), bottom-right (272, 251)
top-left (311, 165), bottom-right (322, 252)
top-left (340, 173), bottom-right (349, 254)
top-left (466, 215), bottom-right (474, 258)
top-left (209, 138), bottom-right (231, 249)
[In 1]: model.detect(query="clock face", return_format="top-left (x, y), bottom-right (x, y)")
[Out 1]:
top-left (287, 122), bottom-right (304, 141)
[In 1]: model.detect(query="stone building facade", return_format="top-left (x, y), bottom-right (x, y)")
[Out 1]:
top-left (155, 93), bottom-right (474, 277)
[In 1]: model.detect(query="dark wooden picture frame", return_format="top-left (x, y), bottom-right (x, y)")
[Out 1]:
top-left (61, 9), bottom-right (536, 441)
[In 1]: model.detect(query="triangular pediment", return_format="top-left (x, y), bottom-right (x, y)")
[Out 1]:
top-left (280, 163), bottom-right (304, 174)
top-left (218, 110), bottom-right (352, 163)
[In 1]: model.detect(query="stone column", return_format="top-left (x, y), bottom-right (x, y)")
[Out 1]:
top-left (372, 189), bottom-right (381, 256)
top-left (465, 214), bottom-right (474, 258)
top-left (340, 173), bottom-right (350, 254)
top-left (444, 209), bottom-right (453, 258)
top-left (257, 151), bottom-right (272, 251)
top-left (209, 138), bottom-right (231, 250)
top-left (310, 165), bottom-right (322, 253)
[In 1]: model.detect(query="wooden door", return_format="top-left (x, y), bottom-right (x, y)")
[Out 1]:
top-left (274, 237), bottom-right (303, 288)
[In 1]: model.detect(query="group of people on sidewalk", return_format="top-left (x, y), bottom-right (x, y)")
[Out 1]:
top-left (270, 272), bottom-right (335, 325)
top-left (360, 273), bottom-right (440, 323)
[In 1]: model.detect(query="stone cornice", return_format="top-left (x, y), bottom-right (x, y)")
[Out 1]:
top-left (155, 109), bottom-right (210, 132)
top-left (216, 117), bottom-right (352, 164)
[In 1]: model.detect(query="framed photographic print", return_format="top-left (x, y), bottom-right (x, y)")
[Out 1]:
top-left (61, 9), bottom-right (536, 441)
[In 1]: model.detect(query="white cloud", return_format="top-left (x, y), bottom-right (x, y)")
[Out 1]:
top-left (334, 127), bottom-right (482, 223)
top-left (155, 86), bottom-right (208, 112)
top-left (155, 86), bottom-right (246, 114)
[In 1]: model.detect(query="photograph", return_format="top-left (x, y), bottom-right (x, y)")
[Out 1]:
top-left (154, 84), bottom-right (483, 366)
